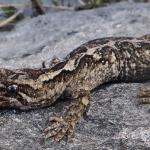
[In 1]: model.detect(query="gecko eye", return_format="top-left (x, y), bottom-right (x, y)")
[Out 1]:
top-left (7, 85), bottom-right (18, 94)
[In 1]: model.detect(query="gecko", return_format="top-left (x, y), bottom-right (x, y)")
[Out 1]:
top-left (0, 34), bottom-right (149, 142)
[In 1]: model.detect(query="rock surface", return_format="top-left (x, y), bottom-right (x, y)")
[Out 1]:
top-left (0, 2), bottom-right (150, 150)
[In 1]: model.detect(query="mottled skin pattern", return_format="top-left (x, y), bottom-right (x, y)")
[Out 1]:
top-left (0, 34), bottom-right (150, 141)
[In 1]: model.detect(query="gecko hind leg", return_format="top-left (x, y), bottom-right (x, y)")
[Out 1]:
top-left (44, 89), bottom-right (90, 142)
top-left (138, 84), bottom-right (150, 104)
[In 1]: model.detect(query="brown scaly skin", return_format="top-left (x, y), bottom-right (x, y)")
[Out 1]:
top-left (0, 34), bottom-right (150, 141)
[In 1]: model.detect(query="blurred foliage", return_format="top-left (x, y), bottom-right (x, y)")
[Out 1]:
top-left (31, 0), bottom-right (46, 16)
top-left (1, 6), bottom-right (24, 20)
top-left (52, 0), bottom-right (60, 6)
top-left (77, 0), bottom-right (109, 9)
top-left (51, 0), bottom-right (149, 10)
top-left (1, 6), bottom-right (17, 17)
top-left (0, 0), bottom-right (149, 31)
top-left (80, 0), bottom-right (107, 7)
top-left (0, 5), bottom-right (24, 31)
top-left (51, 0), bottom-right (108, 8)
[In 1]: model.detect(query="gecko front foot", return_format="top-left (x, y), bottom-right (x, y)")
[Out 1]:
top-left (44, 116), bottom-right (75, 142)
top-left (44, 89), bottom-right (90, 142)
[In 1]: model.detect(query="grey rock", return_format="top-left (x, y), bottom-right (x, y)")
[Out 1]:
top-left (0, 2), bottom-right (150, 150)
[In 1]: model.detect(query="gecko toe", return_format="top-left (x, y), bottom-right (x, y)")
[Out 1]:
top-left (45, 127), bottom-right (62, 139)
top-left (44, 116), bottom-right (75, 142)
